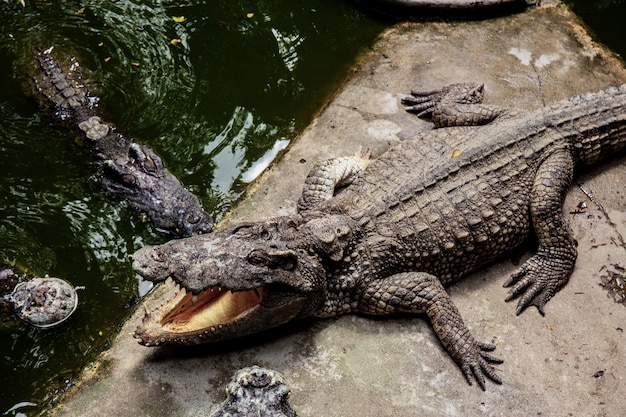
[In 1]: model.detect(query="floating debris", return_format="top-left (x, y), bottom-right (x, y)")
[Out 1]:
top-left (10, 277), bottom-right (78, 328)
top-left (599, 264), bottom-right (626, 305)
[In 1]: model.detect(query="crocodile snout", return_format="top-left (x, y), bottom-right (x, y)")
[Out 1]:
top-left (132, 246), bottom-right (170, 283)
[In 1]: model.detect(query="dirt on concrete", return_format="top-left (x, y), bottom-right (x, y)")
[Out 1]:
top-left (51, 3), bottom-right (626, 417)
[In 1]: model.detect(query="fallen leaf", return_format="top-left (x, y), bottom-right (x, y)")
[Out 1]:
top-left (246, 12), bottom-right (254, 18)
top-left (452, 149), bottom-right (462, 158)
top-left (173, 16), bottom-right (186, 23)
top-left (104, 57), bottom-right (111, 63)
top-left (98, 41), bottom-right (104, 47)
top-left (76, 7), bottom-right (85, 14)
top-left (131, 62), bottom-right (140, 67)
top-left (170, 38), bottom-right (182, 45)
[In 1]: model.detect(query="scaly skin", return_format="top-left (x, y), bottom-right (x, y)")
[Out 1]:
top-left (132, 83), bottom-right (626, 389)
top-left (31, 48), bottom-right (213, 237)
top-left (210, 366), bottom-right (298, 417)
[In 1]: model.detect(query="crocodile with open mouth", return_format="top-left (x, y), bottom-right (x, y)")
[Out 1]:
top-left (132, 82), bottom-right (626, 389)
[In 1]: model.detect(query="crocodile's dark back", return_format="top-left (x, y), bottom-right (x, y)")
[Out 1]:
top-left (325, 85), bottom-right (626, 283)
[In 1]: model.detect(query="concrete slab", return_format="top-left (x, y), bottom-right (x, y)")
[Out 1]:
top-left (52, 3), bottom-right (626, 417)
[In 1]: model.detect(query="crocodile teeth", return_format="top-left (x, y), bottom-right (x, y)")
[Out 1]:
top-left (154, 285), bottom-right (265, 333)
top-left (138, 278), bottom-right (266, 338)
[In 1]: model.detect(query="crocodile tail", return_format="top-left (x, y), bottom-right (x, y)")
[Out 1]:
top-left (561, 84), bottom-right (626, 166)
top-left (32, 47), bottom-right (96, 123)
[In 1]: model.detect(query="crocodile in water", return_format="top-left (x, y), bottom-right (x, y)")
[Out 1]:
top-left (132, 83), bottom-right (626, 389)
top-left (31, 47), bottom-right (213, 237)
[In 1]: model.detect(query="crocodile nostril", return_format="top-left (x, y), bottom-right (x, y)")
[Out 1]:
top-left (151, 248), bottom-right (167, 263)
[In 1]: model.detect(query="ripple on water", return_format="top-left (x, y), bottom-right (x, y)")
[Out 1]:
top-left (0, 1), bottom-right (388, 413)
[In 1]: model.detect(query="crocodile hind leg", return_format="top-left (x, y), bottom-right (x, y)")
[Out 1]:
top-left (402, 83), bottom-right (510, 128)
top-left (297, 151), bottom-right (370, 213)
top-left (504, 148), bottom-right (578, 315)
top-left (356, 272), bottom-right (502, 390)
top-left (402, 83), bottom-right (485, 117)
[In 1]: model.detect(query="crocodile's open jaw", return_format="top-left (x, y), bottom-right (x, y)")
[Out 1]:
top-left (161, 284), bottom-right (264, 332)
top-left (135, 278), bottom-right (266, 345)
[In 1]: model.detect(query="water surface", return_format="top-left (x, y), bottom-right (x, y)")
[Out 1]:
top-left (0, 1), bottom-right (385, 414)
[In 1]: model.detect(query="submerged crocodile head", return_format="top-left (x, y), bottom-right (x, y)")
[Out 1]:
top-left (99, 142), bottom-right (214, 238)
top-left (132, 215), bottom-right (351, 346)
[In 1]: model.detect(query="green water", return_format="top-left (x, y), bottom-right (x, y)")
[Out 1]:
top-left (565, 0), bottom-right (626, 60)
top-left (0, 1), bottom-right (385, 414)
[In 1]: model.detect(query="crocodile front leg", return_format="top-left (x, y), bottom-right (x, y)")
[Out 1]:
top-left (504, 148), bottom-right (578, 315)
top-left (356, 272), bottom-right (502, 390)
top-left (297, 151), bottom-right (370, 213)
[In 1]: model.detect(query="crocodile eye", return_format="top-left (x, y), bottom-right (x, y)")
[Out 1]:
top-left (247, 250), bottom-right (267, 267)
top-left (233, 224), bottom-right (254, 237)
top-left (247, 249), bottom-right (298, 271)
top-left (281, 258), bottom-right (296, 272)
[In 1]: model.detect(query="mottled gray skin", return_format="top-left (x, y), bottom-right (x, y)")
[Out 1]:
top-left (210, 367), bottom-right (298, 417)
top-left (133, 83), bottom-right (626, 389)
top-left (32, 48), bottom-right (212, 237)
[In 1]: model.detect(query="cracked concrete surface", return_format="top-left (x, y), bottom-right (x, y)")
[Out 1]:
top-left (52, 3), bottom-right (626, 417)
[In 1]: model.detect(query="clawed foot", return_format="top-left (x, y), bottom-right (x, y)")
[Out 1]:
top-left (458, 340), bottom-right (503, 391)
top-left (401, 88), bottom-right (450, 117)
top-left (504, 249), bottom-right (575, 315)
top-left (401, 82), bottom-right (484, 117)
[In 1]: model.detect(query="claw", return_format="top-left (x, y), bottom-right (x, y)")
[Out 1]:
top-left (402, 83), bottom-right (485, 119)
top-left (470, 363), bottom-right (486, 391)
top-left (477, 341), bottom-right (495, 351)
top-left (481, 351), bottom-right (503, 364)
top-left (504, 250), bottom-right (574, 316)
top-left (502, 273), bottom-right (518, 288)
top-left (401, 94), bottom-right (440, 118)
top-left (458, 340), bottom-right (502, 390)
